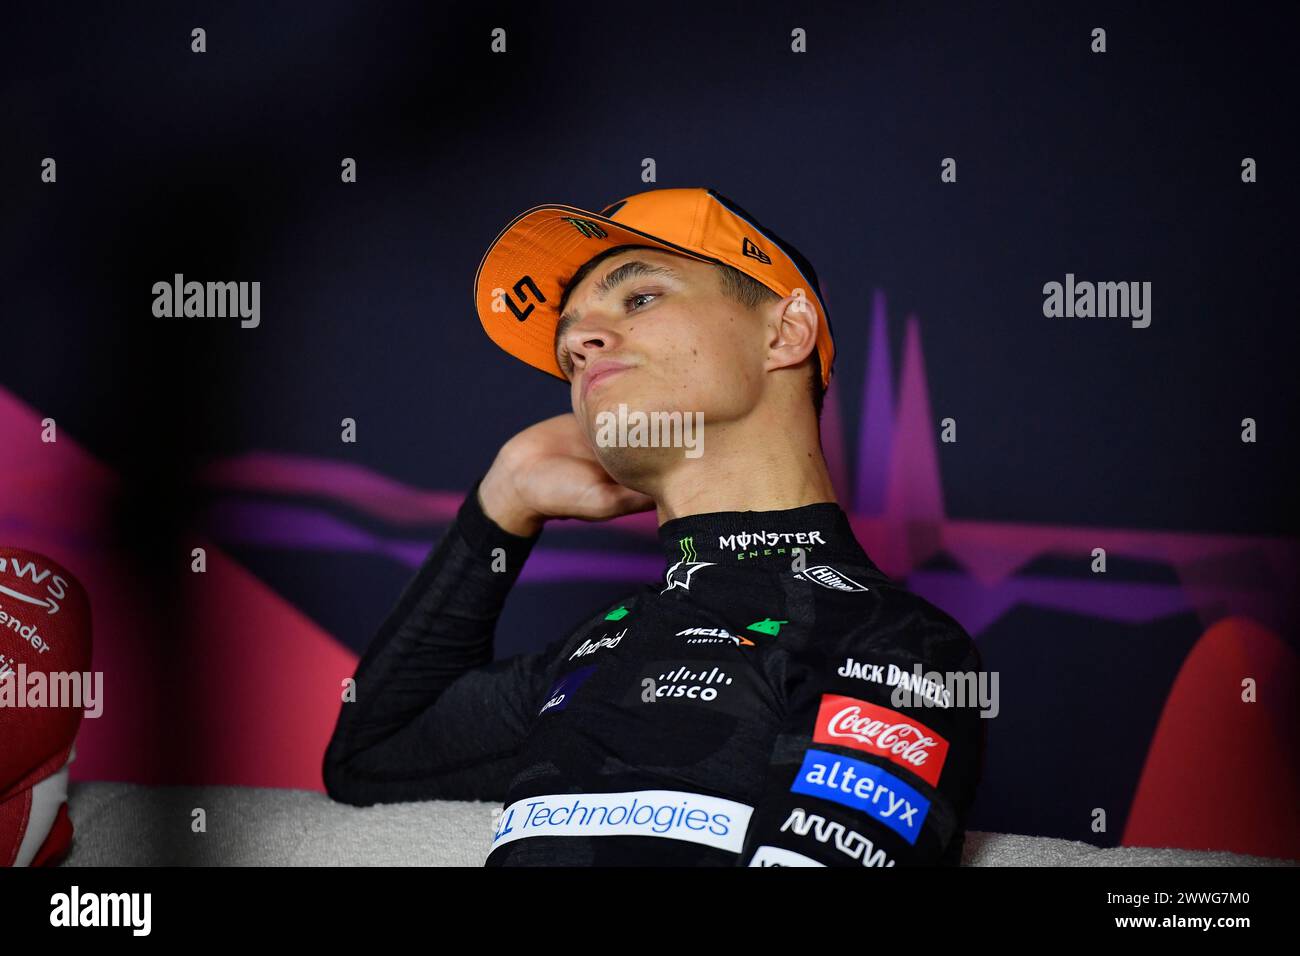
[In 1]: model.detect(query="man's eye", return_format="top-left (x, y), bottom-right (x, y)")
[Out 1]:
top-left (557, 293), bottom-right (656, 375)
top-left (624, 292), bottom-right (657, 311)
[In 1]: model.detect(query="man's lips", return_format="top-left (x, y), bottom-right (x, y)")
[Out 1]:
top-left (581, 363), bottom-right (631, 400)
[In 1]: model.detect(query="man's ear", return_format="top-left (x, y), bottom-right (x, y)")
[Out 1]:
top-left (764, 292), bottom-right (819, 374)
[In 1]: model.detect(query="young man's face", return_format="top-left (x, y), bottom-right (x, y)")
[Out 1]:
top-left (555, 248), bottom-right (770, 447)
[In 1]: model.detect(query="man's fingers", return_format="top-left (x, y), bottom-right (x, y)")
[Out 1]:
top-left (572, 481), bottom-right (654, 521)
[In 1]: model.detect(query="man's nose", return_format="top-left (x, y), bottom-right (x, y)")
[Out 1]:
top-left (564, 317), bottom-right (619, 368)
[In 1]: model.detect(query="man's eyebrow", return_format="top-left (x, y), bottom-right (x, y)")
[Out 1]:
top-left (554, 260), bottom-right (682, 365)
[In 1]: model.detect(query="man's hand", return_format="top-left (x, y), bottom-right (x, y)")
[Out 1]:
top-left (477, 413), bottom-right (656, 536)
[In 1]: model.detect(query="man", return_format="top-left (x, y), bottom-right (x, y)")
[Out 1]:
top-left (323, 187), bottom-right (986, 866)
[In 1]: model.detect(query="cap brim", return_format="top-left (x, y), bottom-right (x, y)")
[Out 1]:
top-left (473, 204), bottom-right (720, 382)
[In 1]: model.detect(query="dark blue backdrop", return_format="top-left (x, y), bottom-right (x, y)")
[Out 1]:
top-left (3, 0), bottom-right (1296, 853)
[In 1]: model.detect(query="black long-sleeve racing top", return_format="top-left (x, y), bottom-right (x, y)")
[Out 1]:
top-left (322, 476), bottom-right (988, 866)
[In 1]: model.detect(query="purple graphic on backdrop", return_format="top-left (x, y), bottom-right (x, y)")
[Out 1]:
top-left (196, 294), bottom-right (1300, 641)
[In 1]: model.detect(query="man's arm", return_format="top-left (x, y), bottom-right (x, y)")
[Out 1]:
top-left (321, 475), bottom-right (562, 806)
top-left (322, 413), bottom-right (655, 806)
top-left (738, 597), bottom-right (987, 866)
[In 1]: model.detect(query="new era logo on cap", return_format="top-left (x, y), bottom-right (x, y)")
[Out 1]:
top-left (742, 237), bottom-right (771, 264)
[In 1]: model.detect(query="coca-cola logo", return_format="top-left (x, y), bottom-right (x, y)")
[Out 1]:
top-left (827, 707), bottom-right (934, 760)
top-left (812, 694), bottom-right (949, 786)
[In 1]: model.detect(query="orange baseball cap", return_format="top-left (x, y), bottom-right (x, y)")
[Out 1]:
top-left (473, 187), bottom-right (836, 389)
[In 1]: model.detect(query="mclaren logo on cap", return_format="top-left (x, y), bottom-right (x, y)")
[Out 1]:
top-left (504, 275), bottom-right (546, 322)
top-left (564, 217), bottom-right (608, 239)
top-left (742, 237), bottom-right (771, 264)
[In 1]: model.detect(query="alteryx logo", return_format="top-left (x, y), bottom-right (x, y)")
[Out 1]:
top-left (789, 749), bottom-right (930, 844)
top-left (538, 665), bottom-right (596, 716)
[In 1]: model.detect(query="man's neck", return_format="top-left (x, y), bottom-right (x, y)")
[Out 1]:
top-left (647, 418), bottom-right (837, 525)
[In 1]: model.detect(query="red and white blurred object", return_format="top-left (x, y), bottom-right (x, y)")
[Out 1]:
top-left (0, 547), bottom-right (92, 866)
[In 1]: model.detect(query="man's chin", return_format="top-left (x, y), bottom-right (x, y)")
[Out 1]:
top-left (583, 395), bottom-right (706, 481)
top-left (583, 384), bottom-right (686, 421)
top-left (582, 380), bottom-right (636, 416)
top-left (584, 398), bottom-right (680, 439)
top-left (589, 440), bottom-right (672, 492)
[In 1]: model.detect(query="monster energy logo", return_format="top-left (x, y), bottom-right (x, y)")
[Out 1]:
top-left (564, 217), bottom-right (608, 239)
top-left (720, 531), bottom-right (826, 550)
top-left (678, 536), bottom-right (698, 562)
